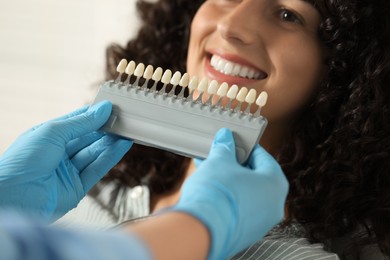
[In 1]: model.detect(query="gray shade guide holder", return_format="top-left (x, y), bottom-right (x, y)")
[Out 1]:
top-left (93, 81), bottom-right (267, 164)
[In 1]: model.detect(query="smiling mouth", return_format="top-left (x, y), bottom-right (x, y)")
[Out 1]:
top-left (210, 54), bottom-right (267, 80)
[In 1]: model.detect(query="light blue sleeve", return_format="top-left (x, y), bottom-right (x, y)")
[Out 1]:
top-left (0, 212), bottom-right (152, 260)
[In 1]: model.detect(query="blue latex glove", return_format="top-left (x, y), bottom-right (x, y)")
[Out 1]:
top-left (174, 128), bottom-right (289, 260)
top-left (0, 101), bottom-right (132, 221)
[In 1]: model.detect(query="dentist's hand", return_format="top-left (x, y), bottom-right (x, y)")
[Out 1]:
top-left (175, 128), bottom-right (289, 260)
top-left (0, 101), bottom-right (132, 221)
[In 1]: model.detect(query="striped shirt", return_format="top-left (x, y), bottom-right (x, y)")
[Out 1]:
top-left (57, 182), bottom-right (340, 259)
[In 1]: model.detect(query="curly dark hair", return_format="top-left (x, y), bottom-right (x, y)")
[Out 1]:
top-left (103, 0), bottom-right (201, 196)
top-left (103, 0), bottom-right (390, 256)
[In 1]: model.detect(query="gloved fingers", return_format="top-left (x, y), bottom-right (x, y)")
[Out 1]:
top-left (248, 144), bottom-right (286, 180)
top-left (247, 144), bottom-right (277, 170)
top-left (66, 131), bottom-right (104, 158)
top-left (70, 135), bottom-right (120, 172)
top-left (40, 101), bottom-right (112, 144)
top-left (79, 139), bottom-right (133, 192)
top-left (249, 145), bottom-right (289, 204)
top-left (208, 128), bottom-right (237, 161)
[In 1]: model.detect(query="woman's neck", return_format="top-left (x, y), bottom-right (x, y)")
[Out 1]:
top-left (150, 165), bottom-right (194, 213)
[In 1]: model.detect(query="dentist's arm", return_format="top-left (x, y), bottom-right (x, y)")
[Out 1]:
top-left (126, 128), bottom-right (289, 260)
top-left (0, 127), bottom-right (287, 260)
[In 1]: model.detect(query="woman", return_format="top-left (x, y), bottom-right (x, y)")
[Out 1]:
top-left (59, 0), bottom-right (390, 259)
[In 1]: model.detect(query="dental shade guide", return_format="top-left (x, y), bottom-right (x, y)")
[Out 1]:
top-left (235, 87), bottom-right (248, 113)
top-left (93, 59), bottom-right (268, 164)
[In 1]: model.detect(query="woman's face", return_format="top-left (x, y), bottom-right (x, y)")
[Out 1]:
top-left (187, 0), bottom-right (324, 131)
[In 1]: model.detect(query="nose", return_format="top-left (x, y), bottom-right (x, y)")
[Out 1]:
top-left (217, 1), bottom-right (257, 45)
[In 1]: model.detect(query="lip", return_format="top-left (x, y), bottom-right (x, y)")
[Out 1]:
top-left (204, 51), bottom-right (268, 86)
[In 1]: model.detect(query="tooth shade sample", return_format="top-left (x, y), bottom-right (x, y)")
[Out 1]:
top-left (125, 61), bottom-right (136, 75)
top-left (227, 84), bottom-right (239, 99)
top-left (170, 71), bottom-right (182, 85)
top-left (197, 78), bottom-right (208, 93)
top-left (97, 59), bottom-right (269, 165)
top-left (245, 89), bottom-right (257, 104)
top-left (116, 59), bottom-right (128, 73)
top-left (256, 91), bottom-right (268, 107)
top-left (143, 65), bottom-right (154, 79)
top-left (152, 67), bottom-right (163, 81)
top-left (179, 73), bottom-right (190, 87)
top-left (161, 70), bottom-right (172, 84)
top-left (217, 82), bottom-right (229, 97)
top-left (134, 63), bottom-right (145, 77)
top-left (208, 80), bottom-right (219, 95)
top-left (188, 76), bottom-right (199, 92)
top-left (236, 87), bottom-right (248, 102)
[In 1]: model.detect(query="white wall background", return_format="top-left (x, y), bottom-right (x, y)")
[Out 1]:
top-left (0, 0), bottom-right (140, 153)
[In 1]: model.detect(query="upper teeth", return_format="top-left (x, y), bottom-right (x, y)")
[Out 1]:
top-left (210, 55), bottom-right (264, 80)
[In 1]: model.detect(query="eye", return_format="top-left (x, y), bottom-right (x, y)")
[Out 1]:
top-left (279, 8), bottom-right (303, 24)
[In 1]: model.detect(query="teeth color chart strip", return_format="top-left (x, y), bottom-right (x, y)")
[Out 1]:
top-left (93, 59), bottom-right (268, 163)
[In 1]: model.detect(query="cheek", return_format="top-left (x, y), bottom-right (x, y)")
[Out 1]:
top-left (280, 43), bottom-right (323, 85)
top-left (187, 4), bottom-right (216, 75)
top-left (186, 21), bottom-right (200, 75)
top-left (263, 43), bottom-right (323, 122)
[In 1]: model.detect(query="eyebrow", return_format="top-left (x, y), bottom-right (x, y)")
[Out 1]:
top-left (300, 0), bottom-right (322, 16)
top-left (297, 0), bottom-right (317, 7)
top-left (294, 0), bottom-right (319, 12)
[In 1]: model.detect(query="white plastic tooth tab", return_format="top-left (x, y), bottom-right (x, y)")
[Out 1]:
top-left (177, 73), bottom-right (190, 98)
top-left (235, 87), bottom-right (248, 112)
top-left (217, 82), bottom-right (229, 97)
top-left (116, 59), bottom-right (128, 73)
top-left (125, 61), bottom-right (136, 75)
top-left (150, 67), bottom-right (163, 91)
top-left (159, 69), bottom-right (172, 94)
top-left (208, 80), bottom-right (219, 95)
top-left (168, 71), bottom-right (182, 96)
top-left (215, 82), bottom-right (229, 107)
top-left (254, 91), bottom-right (268, 117)
top-left (256, 91), bottom-right (268, 107)
top-left (244, 89), bottom-right (257, 114)
top-left (143, 65), bottom-right (154, 79)
top-left (205, 80), bottom-right (219, 105)
top-left (124, 60), bottom-right (136, 85)
top-left (132, 63), bottom-right (145, 87)
top-left (225, 84), bottom-right (239, 109)
top-left (236, 87), bottom-right (248, 102)
top-left (195, 78), bottom-right (208, 103)
top-left (187, 76), bottom-right (199, 100)
top-left (134, 63), bottom-right (145, 77)
top-left (161, 69), bottom-right (172, 84)
top-left (226, 84), bottom-right (239, 99)
top-left (170, 71), bottom-right (181, 85)
top-left (115, 59), bottom-right (128, 83)
top-left (152, 67), bottom-right (163, 81)
top-left (141, 65), bottom-right (154, 89)
top-left (179, 73), bottom-right (190, 87)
